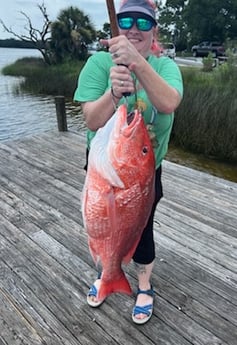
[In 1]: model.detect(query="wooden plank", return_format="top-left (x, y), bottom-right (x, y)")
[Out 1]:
top-left (0, 235), bottom-right (118, 344)
top-left (0, 291), bottom-right (43, 345)
top-left (161, 181), bottom-right (237, 229)
top-left (0, 131), bottom-right (237, 345)
top-left (0, 185), bottom-right (213, 344)
top-left (0, 262), bottom-right (81, 345)
top-left (0, 167), bottom-right (236, 292)
top-left (161, 197), bottom-right (237, 239)
top-left (1, 194), bottom-right (233, 344)
top-left (33, 231), bottom-right (237, 341)
top-left (1, 179), bottom-right (235, 342)
top-left (0, 337), bottom-right (8, 345)
top-left (29, 231), bottom-right (194, 345)
top-left (155, 230), bottom-right (237, 288)
top-left (0, 154), bottom-right (82, 224)
top-left (0, 143), bottom-right (85, 187)
top-left (0, 224), bottom-right (193, 345)
top-left (158, 202), bottom-right (237, 250)
top-left (157, 244), bottom-right (237, 306)
top-left (157, 222), bottom-right (237, 272)
top-left (5, 131), bottom-right (86, 169)
top-left (151, 248), bottom-right (237, 325)
top-left (162, 159), bottom-right (237, 194)
top-left (0, 175), bottom-right (88, 259)
top-left (0, 143), bottom-right (84, 197)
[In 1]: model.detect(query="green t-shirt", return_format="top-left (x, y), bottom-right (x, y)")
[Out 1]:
top-left (74, 51), bottom-right (183, 168)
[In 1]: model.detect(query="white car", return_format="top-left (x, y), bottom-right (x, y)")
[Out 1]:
top-left (163, 43), bottom-right (176, 59)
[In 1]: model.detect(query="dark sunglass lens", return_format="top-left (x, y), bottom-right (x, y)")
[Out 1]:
top-left (118, 17), bottom-right (134, 30)
top-left (137, 18), bottom-right (153, 31)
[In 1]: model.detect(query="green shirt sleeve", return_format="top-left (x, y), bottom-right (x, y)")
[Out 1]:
top-left (151, 55), bottom-right (183, 97)
top-left (74, 52), bottom-right (113, 102)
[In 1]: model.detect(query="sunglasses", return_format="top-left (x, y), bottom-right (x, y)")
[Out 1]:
top-left (118, 16), bottom-right (155, 31)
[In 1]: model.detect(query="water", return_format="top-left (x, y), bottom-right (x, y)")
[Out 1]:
top-left (166, 144), bottom-right (237, 183)
top-left (0, 47), bottom-right (57, 141)
top-left (0, 47), bottom-right (236, 182)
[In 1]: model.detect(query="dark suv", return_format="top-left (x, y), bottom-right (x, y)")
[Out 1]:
top-left (191, 41), bottom-right (225, 58)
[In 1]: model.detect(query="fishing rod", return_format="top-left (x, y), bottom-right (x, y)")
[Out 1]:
top-left (105, 0), bottom-right (119, 37)
top-left (105, 0), bottom-right (131, 97)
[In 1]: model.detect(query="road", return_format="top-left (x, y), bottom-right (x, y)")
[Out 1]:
top-left (175, 56), bottom-right (203, 67)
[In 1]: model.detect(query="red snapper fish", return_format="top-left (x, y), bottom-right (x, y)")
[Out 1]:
top-left (82, 104), bottom-right (155, 300)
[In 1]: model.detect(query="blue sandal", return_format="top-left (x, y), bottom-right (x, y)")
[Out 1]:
top-left (132, 286), bottom-right (154, 325)
top-left (87, 272), bottom-right (105, 308)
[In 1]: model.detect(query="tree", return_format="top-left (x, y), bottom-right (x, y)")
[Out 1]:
top-left (158, 0), bottom-right (188, 50)
top-left (95, 22), bottom-right (112, 52)
top-left (184, 0), bottom-right (237, 44)
top-left (50, 6), bottom-right (96, 62)
top-left (0, 2), bottom-right (97, 64)
top-left (0, 2), bottom-right (52, 64)
top-left (97, 23), bottom-right (111, 40)
top-left (158, 0), bottom-right (237, 51)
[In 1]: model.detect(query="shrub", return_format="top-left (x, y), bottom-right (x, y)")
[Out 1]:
top-left (202, 53), bottom-right (214, 72)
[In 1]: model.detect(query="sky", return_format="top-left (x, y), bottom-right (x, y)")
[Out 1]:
top-left (0, 0), bottom-right (122, 39)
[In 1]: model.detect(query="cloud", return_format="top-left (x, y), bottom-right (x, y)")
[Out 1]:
top-left (0, 0), bottom-right (121, 39)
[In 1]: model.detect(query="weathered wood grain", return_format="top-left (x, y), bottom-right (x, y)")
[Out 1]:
top-left (0, 130), bottom-right (236, 345)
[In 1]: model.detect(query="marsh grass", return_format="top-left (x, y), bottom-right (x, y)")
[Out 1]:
top-left (2, 57), bottom-right (85, 97)
top-left (173, 62), bottom-right (237, 162)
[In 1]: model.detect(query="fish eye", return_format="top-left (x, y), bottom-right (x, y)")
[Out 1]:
top-left (142, 146), bottom-right (148, 154)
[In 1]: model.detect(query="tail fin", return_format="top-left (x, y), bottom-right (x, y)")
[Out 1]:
top-left (98, 272), bottom-right (132, 300)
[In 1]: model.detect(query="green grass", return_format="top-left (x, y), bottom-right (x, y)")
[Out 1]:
top-left (172, 63), bottom-right (237, 162)
top-left (2, 57), bottom-right (85, 97)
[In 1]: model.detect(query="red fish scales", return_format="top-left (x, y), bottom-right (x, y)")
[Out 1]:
top-left (82, 104), bottom-right (155, 300)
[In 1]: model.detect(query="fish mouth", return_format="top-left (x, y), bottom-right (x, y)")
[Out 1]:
top-left (121, 109), bottom-right (140, 137)
top-left (127, 111), bottom-right (135, 125)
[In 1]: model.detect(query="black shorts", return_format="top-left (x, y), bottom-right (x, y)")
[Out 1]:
top-left (132, 166), bottom-right (163, 264)
top-left (84, 149), bottom-right (163, 265)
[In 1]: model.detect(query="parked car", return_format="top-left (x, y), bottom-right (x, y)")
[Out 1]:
top-left (162, 42), bottom-right (176, 59)
top-left (191, 41), bottom-right (225, 58)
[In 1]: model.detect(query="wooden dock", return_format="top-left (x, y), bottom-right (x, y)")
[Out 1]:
top-left (0, 130), bottom-right (236, 345)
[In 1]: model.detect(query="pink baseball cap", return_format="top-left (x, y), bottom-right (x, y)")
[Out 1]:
top-left (118, 0), bottom-right (157, 24)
